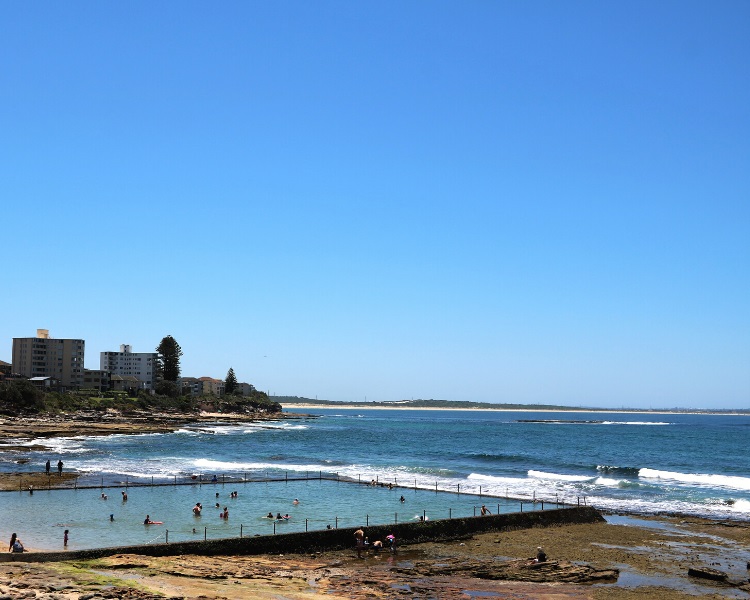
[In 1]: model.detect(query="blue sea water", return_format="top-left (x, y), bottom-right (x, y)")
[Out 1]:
top-left (1, 408), bottom-right (749, 551)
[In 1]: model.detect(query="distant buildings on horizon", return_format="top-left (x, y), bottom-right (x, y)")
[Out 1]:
top-left (2, 328), bottom-right (254, 397)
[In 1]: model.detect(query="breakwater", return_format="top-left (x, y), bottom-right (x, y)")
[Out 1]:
top-left (1, 506), bottom-right (604, 563)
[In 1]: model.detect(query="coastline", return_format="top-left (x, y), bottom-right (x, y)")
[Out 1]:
top-left (281, 403), bottom-right (748, 416)
top-left (2, 412), bottom-right (749, 598)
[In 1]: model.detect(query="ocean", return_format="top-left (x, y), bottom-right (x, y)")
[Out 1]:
top-left (1, 408), bottom-right (749, 551)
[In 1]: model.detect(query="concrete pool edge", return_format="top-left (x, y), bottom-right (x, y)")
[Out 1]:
top-left (0, 506), bottom-right (604, 563)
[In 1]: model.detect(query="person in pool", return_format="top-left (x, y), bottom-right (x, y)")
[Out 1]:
top-left (144, 515), bottom-right (154, 524)
top-left (266, 512), bottom-right (274, 519)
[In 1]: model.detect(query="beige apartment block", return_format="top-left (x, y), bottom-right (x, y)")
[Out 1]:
top-left (12, 329), bottom-right (85, 390)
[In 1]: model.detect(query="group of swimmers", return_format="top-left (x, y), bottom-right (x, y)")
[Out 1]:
top-left (266, 512), bottom-right (291, 520)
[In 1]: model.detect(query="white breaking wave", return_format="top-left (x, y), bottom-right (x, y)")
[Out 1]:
top-left (639, 468), bottom-right (750, 491)
top-left (528, 470), bottom-right (592, 482)
top-left (593, 477), bottom-right (626, 487)
top-left (193, 458), bottom-right (328, 473)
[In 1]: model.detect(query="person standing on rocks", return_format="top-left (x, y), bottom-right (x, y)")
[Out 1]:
top-left (354, 527), bottom-right (365, 558)
top-left (45, 460), bottom-right (50, 475)
top-left (57, 460), bottom-right (63, 475)
top-left (63, 530), bottom-right (69, 547)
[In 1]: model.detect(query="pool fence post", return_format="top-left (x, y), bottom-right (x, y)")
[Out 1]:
top-left (204, 527), bottom-right (207, 541)
top-left (449, 508), bottom-right (452, 519)
top-left (240, 524), bottom-right (243, 538)
top-left (286, 472), bottom-right (288, 482)
top-left (306, 519), bottom-right (308, 532)
top-left (101, 477), bottom-right (103, 489)
top-left (473, 506), bottom-right (476, 517)
top-left (319, 470), bottom-right (322, 480)
top-left (423, 509), bottom-right (426, 521)
top-left (174, 475), bottom-right (176, 486)
top-left (358, 474), bottom-right (361, 483)
top-left (151, 476), bottom-right (154, 486)
top-left (479, 485), bottom-right (482, 498)
top-left (435, 482), bottom-right (437, 494)
top-left (533, 490), bottom-right (536, 502)
top-left (366, 515), bottom-right (369, 526)
top-left (274, 522), bottom-right (276, 535)
top-left (335, 516), bottom-right (338, 529)
top-left (457, 484), bottom-right (460, 495)
top-left (497, 504), bottom-right (500, 514)
top-left (520, 501), bottom-right (523, 513)
top-left (395, 513), bottom-right (398, 524)
top-left (376, 475), bottom-right (378, 483)
top-left (166, 529), bottom-right (168, 543)
top-left (541, 501), bottom-right (544, 510)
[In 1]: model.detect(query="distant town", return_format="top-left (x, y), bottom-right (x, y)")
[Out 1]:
top-left (1, 328), bottom-right (257, 400)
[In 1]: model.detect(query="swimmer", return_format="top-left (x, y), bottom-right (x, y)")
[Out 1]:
top-left (400, 495), bottom-right (405, 503)
top-left (293, 498), bottom-right (299, 505)
top-left (266, 512), bottom-right (274, 519)
top-left (121, 491), bottom-right (128, 501)
top-left (480, 504), bottom-right (491, 516)
top-left (101, 493), bottom-right (108, 500)
top-left (193, 502), bottom-right (202, 515)
top-left (144, 515), bottom-right (153, 525)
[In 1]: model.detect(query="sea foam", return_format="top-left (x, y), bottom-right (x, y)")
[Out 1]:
top-left (639, 468), bottom-right (750, 491)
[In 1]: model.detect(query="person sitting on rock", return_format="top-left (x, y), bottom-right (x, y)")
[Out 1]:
top-left (536, 546), bottom-right (547, 562)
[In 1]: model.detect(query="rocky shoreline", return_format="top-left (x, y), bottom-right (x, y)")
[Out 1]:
top-left (0, 410), bottom-right (299, 491)
top-left (1, 516), bottom-right (749, 599)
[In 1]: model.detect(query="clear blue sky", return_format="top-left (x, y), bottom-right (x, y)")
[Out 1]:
top-left (2, 1), bottom-right (748, 409)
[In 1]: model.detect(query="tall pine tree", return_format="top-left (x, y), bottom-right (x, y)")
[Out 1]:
top-left (156, 335), bottom-right (183, 382)
top-left (225, 367), bottom-right (238, 395)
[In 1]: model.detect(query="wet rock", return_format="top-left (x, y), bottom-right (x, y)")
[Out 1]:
top-left (688, 566), bottom-right (728, 581)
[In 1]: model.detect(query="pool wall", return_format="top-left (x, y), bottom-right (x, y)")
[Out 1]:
top-left (1, 505), bottom-right (604, 563)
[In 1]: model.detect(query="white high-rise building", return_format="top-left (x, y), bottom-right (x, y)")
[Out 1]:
top-left (100, 344), bottom-right (158, 390)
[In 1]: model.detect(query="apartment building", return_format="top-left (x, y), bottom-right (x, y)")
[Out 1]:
top-left (199, 376), bottom-right (225, 396)
top-left (12, 329), bottom-right (85, 391)
top-left (83, 369), bottom-right (111, 393)
top-left (100, 344), bottom-right (158, 390)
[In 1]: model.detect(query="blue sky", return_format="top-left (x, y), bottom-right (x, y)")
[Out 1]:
top-left (2, 1), bottom-right (748, 409)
